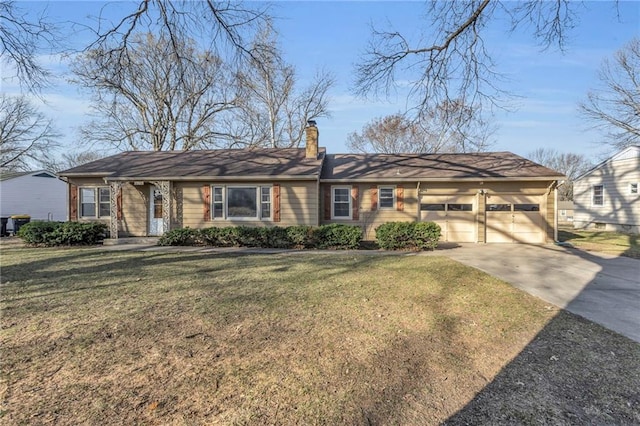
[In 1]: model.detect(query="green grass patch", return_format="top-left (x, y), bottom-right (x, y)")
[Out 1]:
top-left (1, 247), bottom-right (639, 424)
top-left (559, 227), bottom-right (640, 259)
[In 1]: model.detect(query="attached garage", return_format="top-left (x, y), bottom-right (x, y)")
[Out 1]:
top-left (420, 195), bottom-right (476, 242)
top-left (485, 195), bottom-right (546, 243)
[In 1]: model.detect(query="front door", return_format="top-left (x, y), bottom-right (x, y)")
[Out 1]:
top-left (149, 186), bottom-right (164, 236)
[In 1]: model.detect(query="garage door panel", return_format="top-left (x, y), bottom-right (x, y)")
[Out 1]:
top-left (486, 195), bottom-right (545, 243)
top-left (420, 195), bottom-right (476, 243)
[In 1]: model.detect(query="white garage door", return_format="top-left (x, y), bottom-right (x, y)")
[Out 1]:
top-left (485, 195), bottom-right (545, 243)
top-left (420, 195), bottom-right (476, 242)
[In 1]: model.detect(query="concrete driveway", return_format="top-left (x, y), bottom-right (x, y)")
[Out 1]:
top-left (440, 243), bottom-right (640, 343)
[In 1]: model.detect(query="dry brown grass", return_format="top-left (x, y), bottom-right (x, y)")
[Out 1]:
top-left (1, 246), bottom-right (639, 425)
top-left (559, 227), bottom-right (640, 259)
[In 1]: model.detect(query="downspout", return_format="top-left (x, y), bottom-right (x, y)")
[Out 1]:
top-left (554, 182), bottom-right (559, 242)
top-left (416, 182), bottom-right (421, 221)
top-left (60, 176), bottom-right (70, 221)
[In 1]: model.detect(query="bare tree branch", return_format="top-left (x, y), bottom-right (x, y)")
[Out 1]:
top-left (348, 101), bottom-right (494, 155)
top-left (354, 0), bottom-right (588, 143)
top-left (72, 32), bottom-right (237, 151)
top-left (0, 0), bottom-right (59, 93)
top-left (528, 148), bottom-right (592, 201)
top-left (579, 37), bottom-right (640, 151)
top-left (0, 94), bottom-right (60, 170)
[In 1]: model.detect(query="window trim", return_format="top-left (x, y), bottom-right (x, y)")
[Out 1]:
top-left (331, 185), bottom-right (352, 220)
top-left (79, 186), bottom-right (110, 218)
top-left (377, 185), bottom-right (396, 209)
top-left (592, 185), bottom-right (604, 207)
top-left (210, 185), bottom-right (272, 221)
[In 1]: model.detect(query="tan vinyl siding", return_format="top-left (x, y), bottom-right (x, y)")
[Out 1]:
top-left (574, 156), bottom-right (640, 231)
top-left (321, 180), bottom-right (556, 242)
top-left (120, 184), bottom-right (148, 237)
top-left (176, 181), bottom-right (318, 229)
top-left (321, 183), bottom-right (418, 240)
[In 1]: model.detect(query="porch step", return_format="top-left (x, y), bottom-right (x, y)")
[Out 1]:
top-left (103, 237), bottom-right (160, 246)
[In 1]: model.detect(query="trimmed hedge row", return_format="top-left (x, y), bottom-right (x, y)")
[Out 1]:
top-left (17, 221), bottom-right (109, 246)
top-left (375, 222), bottom-right (441, 251)
top-left (158, 224), bottom-right (363, 250)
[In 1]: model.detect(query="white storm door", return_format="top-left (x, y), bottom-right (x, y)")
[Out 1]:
top-left (149, 186), bottom-right (164, 236)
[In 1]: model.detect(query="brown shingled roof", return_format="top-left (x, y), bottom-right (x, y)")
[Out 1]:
top-left (59, 149), bottom-right (325, 180)
top-left (320, 152), bottom-right (564, 181)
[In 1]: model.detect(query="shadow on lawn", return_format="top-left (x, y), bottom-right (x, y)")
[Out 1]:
top-left (443, 244), bottom-right (640, 424)
top-left (2, 245), bottom-right (639, 424)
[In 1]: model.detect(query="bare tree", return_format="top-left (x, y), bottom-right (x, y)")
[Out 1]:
top-left (72, 32), bottom-right (238, 151)
top-left (40, 150), bottom-right (105, 173)
top-left (228, 22), bottom-right (335, 148)
top-left (354, 1), bottom-right (585, 136)
top-left (81, 1), bottom-right (270, 73)
top-left (0, 1), bottom-right (59, 92)
top-left (528, 148), bottom-right (592, 201)
top-left (579, 37), bottom-right (640, 151)
top-left (0, 94), bottom-right (59, 171)
top-left (348, 101), bottom-right (493, 154)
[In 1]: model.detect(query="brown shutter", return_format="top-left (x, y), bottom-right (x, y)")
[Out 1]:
top-left (273, 184), bottom-right (281, 222)
top-left (324, 186), bottom-right (331, 220)
top-left (396, 185), bottom-right (404, 211)
top-left (203, 185), bottom-right (211, 221)
top-left (117, 188), bottom-right (123, 220)
top-left (69, 184), bottom-right (78, 220)
top-left (351, 186), bottom-right (359, 220)
top-left (370, 186), bottom-right (378, 211)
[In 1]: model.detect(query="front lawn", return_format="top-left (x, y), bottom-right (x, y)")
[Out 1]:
top-left (1, 247), bottom-right (639, 424)
top-left (559, 227), bottom-right (640, 259)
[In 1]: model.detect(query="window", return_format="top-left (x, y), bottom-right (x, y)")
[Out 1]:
top-left (261, 186), bottom-right (271, 219)
top-left (448, 204), bottom-right (472, 211)
top-left (592, 185), bottom-right (604, 206)
top-left (420, 204), bottom-right (445, 211)
top-left (332, 186), bottom-right (351, 219)
top-left (486, 204), bottom-right (511, 211)
top-left (212, 186), bottom-right (224, 218)
top-left (514, 204), bottom-right (539, 211)
top-left (80, 188), bottom-right (96, 217)
top-left (211, 186), bottom-right (271, 220)
top-left (99, 188), bottom-right (111, 217)
top-left (378, 186), bottom-right (395, 209)
top-left (630, 183), bottom-right (638, 195)
top-left (80, 187), bottom-right (110, 218)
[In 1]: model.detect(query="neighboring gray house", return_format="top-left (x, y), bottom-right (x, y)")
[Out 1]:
top-left (573, 146), bottom-right (640, 234)
top-left (0, 170), bottom-right (68, 230)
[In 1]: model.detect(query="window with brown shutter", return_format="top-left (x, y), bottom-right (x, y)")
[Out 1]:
top-left (370, 186), bottom-right (378, 211)
top-left (273, 184), bottom-right (281, 222)
top-left (117, 188), bottom-right (123, 220)
top-left (396, 185), bottom-right (404, 211)
top-left (351, 186), bottom-right (359, 220)
top-left (324, 186), bottom-right (331, 220)
top-left (203, 185), bottom-right (211, 221)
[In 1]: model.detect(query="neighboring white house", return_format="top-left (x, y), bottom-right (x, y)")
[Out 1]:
top-left (0, 170), bottom-right (68, 231)
top-left (573, 146), bottom-right (640, 234)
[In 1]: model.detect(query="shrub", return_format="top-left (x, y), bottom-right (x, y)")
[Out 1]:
top-left (286, 225), bottom-right (316, 248)
top-left (314, 224), bottom-right (363, 249)
top-left (18, 221), bottom-right (108, 246)
top-left (375, 221), bottom-right (441, 251)
top-left (158, 227), bottom-right (199, 246)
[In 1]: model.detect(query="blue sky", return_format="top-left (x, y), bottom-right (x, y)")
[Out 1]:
top-left (4, 1), bottom-right (639, 162)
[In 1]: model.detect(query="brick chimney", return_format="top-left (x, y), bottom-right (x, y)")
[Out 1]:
top-left (305, 120), bottom-right (318, 159)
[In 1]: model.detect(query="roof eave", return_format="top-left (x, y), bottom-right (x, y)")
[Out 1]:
top-left (320, 176), bottom-right (564, 183)
top-left (104, 174), bottom-right (320, 182)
